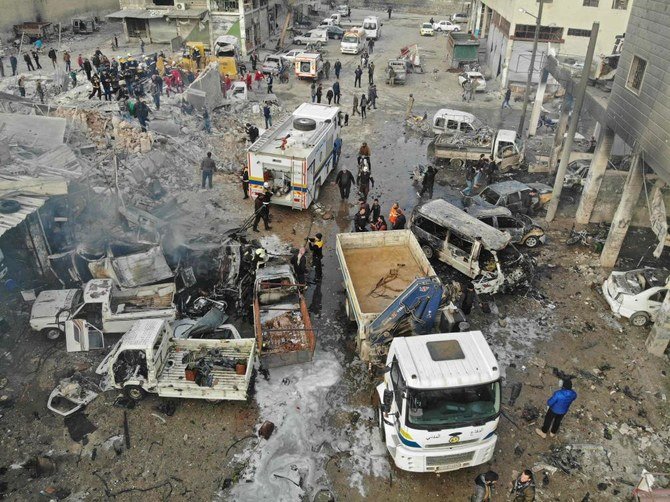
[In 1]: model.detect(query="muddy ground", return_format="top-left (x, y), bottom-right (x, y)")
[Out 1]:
top-left (1, 6), bottom-right (669, 502)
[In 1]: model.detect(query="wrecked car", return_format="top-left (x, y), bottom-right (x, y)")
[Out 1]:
top-left (96, 319), bottom-right (255, 401)
top-left (30, 279), bottom-right (176, 340)
top-left (563, 159), bottom-right (591, 189)
top-left (410, 199), bottom-right (532, 294)
top-left (602, 268), bottom-right (669, 327)
top-left (172, 303), bottom-right (243, 340)
top-left (253, 264), bottom-right (316, 368)
top-left (472, 180), bottom-right (553, 215)
top-left (465, 205), bottom-right (546, 248)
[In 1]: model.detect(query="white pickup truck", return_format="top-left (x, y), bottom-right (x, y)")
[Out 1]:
top-left (30, 279), bottom-right (176, 341)
top-left (96, 319), bottom-right (255, 401)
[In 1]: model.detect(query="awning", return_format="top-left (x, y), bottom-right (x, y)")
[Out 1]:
top-left (163, 8), bottom-right (208, 19)
top-left (106, 9), bottom-right (164, 20)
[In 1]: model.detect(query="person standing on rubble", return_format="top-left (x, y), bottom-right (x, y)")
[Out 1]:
top-left (88, 74), bottom-right (102, 100)
top-left (266, 73), bottom-right (273, 94)
top-left (354, 65), bottom-right (362, 88)
top-left (31, 50), bottom-right (42, 70)
top-left (334, 166), bottom-right (355, 199)
top-left (200, 152), bottom-right (216, 189)
top-left (536, 379), bottom-right (577, 439)
top-left (332, 80), bottom-right (341, 104)
top-left (250, 51), bottom-right (259, 71)
top-left (18, 76), bottom-right (26, 97)
top-left (10, 54), bottom-right (18, 76)
top-left (23, 53), bottom-right (35, 71)
top-left (241, 165), bottom-right (250, 199)
top-left (308, 233), bottom-right (324, 281)
top-left (48, 48), bottom-right (57, 68)
top-left (35, 81), bottom-right (45, 103)
top-left (263, 103), bottom-right (272, 128)
top-left (324, 60), bottom-right (331, 79)
top-left (150, 78), bottom-right (160, 109)
top-left (334, 59), bottom-right (342, 79)
top-left (136, 98), bottom-right (150, 132)
top-left (252, 185), bottom-right (272, 232)
top-left (418, 165), bottom-right (437, 198)
top-left (246, 123), bottom-right (260, 143)
top-left (0, 56), bottom-right (4, 78)
top-left (63, 51), bottom-right (71, 72)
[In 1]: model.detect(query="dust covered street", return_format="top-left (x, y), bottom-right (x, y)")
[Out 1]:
top-left (0, 1), bottom-right (669, 501)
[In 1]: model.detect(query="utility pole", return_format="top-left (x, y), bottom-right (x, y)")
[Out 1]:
top-left (545, 22), bottom-right (599, 222)
top-left (516, 0), bottom-right (545, 137)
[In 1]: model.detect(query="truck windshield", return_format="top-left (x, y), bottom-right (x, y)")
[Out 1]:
top-left (343, 35), bottom-right (359, 43)
top-left (364, 22), bottom-right (377, 29)
top-left (406, 381), bottom-right (500, 428)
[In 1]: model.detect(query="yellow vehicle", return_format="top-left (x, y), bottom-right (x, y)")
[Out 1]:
top-left (181, 42), bottom-right (207, 72)
top-left (179, 38), bottom-right (243, 77)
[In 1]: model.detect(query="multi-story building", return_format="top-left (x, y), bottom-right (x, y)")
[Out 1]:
top-left (469, 0), bottom-right (633, 86)
top-left (108, 0), bottom-right (294, 56)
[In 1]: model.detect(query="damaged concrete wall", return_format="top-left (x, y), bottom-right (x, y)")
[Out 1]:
top-left (186, 63), bottom-right (224, 111)
top-left (0, 0), bottom-right (121, 38)
top-left (589, 171), bottom-right (670, 228)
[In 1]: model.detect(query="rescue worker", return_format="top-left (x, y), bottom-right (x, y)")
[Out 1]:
top-left (354, 207), bottom-right (368, 232)
top-left (88, 74), bottom-right (102, 100)
top-left (241, 165), bottom-right (250, 199)
top-left (418, 165), bottom-right (437, 198)
top-left (252, 184), bottom-right (272, 232)
top-left (510, 470), bottom-right (536, 502)
top-left (35, 81), bottom-right (44, 103)
top-left (392, 208), bottom-right (406, 230)
top-left (308, 233), bottom-right (324, 281)
top-left (357, 166), bottom-right (374, 200)
top-left (334, 166), bottom-right (355, 199)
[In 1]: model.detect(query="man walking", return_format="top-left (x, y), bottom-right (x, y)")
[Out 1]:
top-left (418, 165), bottom-right (437, 198)
top-left (266, 74), bottom-right (273, 94)
top-left (31, 50), bottom-right (42, 69)
top-left (360, 94), bottom-right (367, 119)
top-left (368, 84), bottom-right (377, 109)
top-left (333, 137), bottom-right (343, 166)
top-left (241, 165), bottom-right (250, 199)
top-left (472, 471), bottom-right (499, 502)
top-left (460, 282), bottom-right (480, 315)
top-left (536, 379), bottom-right (577, 438)
top-left (88, 74), bottom-right (102, 100)
top-left (252, 186), bottom-right (272, 232)
top-left (332, 80), bottom-right (341, 104)
top-left (63, 51), bottom-right (71, 72)
top-left (334, 166), bottom-right (355, 199)
top-left (324, 60), bottom-right (331, 79)
top-left (405, 93), bottom-right (414, 118)
top-left (308, 233), bottom-right (324, 281)
top-left (368, 61), bottom-right (375, 85)
top-left (83, 58), bottom-right (92, 81)
top-left (357, 166), bottom-right (374, 199)
top-left (48, 48), bottom-right (57, 68)
top-left (10, 54), bottom-right (18, 76)
top-left (463, 162), bottom-right (476, 195)
top-left (352, 94), bottom-right (359, 116)
top-left (334, 59), bottom-right (342, 79)
top-left (387, 6), bottom-right (392, 19)
top-left (502, 87), bottom-right (512, 108)
top-left (263, 103), bottom-right (272, 128)
top-left (310, 81), bottom-right (317, 102)
top-left (354, 65), bottom-right (362, 88)
top-left (23, 53), bottom-right (35, 71)
top-left (326, 87), bottom-right (334, 105)
top-left (200, 152), bottom-right (216, 189)
top-left (316, 83), bottom-right (323, 103)
top-left (136, 98), bottom-right (150, 132)
top-left (250, 51), bottom-right (258, 71)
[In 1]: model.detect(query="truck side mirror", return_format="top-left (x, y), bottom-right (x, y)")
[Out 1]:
top-left (382, 389), bottom-right (393, 413)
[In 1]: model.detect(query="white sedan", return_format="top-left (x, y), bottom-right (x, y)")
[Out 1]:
top-left (433, 20), bottom-right (460, 32)
top-left (602, 268), bottom-right (669, 326)
top-left (282, 49), bottom-right (306, 62)
top-left (458, 71), bottom-right (487, 91)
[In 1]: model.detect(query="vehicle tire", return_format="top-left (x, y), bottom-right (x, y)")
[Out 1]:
top-left (205, 398), bottom-right (220, 404)
top-left (450, 158), bottom-right (464, 169)
top-left (42, 328), bottom-right (64, 341)
top-left (565, 235), bottom-right (581, 246)
top-left (524, 236), bottom-right (539, 248)
top-left (124, 385), bottom-right (147, 401)
top-left (295, 40), bottom-right (302, 45)
top-left (378, 406), bottom-right (386, 442)
top-left (421, 244), bottom-right (434, 259)
top-left (436, 28), bottom-right (442, 32)
top-left (630, 312), bottom-right (650, 327)
top-left (0, 200), bottom-right (21, 214)
top-left (293, 117), bottom-right (317, 131)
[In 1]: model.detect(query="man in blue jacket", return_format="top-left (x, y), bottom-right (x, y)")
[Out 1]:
top-left (536, 379), bottom-right (577, 438)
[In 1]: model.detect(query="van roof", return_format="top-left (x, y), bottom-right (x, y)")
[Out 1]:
top-left (393, 331), bottom-right (500, 389)
top-left (496, 129), bottom-right (517, 143)
top-left (464, 205), bottom-right (513, 219)
top-left (119, 318), bottom-right (166, 351)
top-left (434, 108), bottom-right (476, 120)
top-left (416, 199), bottom-right (511, 250)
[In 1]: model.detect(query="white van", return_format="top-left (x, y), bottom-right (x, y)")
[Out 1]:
top-left (341, 28), bottom-right (366, 54)
top-left (363, 16), bottom-right (381, 40)
top-left (432, 108), bottom-right (480, 135)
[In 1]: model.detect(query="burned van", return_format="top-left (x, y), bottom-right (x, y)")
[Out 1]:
top-left (410, 199), bottom-right (531, 294)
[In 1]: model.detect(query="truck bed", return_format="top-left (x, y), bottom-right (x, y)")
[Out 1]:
top-left (156, 338), bottom-right (254, 401)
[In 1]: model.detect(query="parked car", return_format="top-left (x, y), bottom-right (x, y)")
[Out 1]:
top-left (262, 54), bottom-right (288, 75)
top-left (294, 29), bottom-right (328, 45)
top-left (433, 20), bottom-right (460, 32)
top-left (452, 13), bottom-right (469, 23)
top-left (326, 25), bottom-right (345, 39)
top-left (420, 23), bottom-right (435, 36)
top-left (465, 205), bottom-right (546, 248)
top-left (282, 49), bottom-right (305, 62)
top-left (564, 159), bottom-right (591, 189)
top-left (602, 268), bottom-right (669, 326)
top-left (458, 71), bottom-right (487, 91)
top-left (473, 180), bottom-right (553, 215)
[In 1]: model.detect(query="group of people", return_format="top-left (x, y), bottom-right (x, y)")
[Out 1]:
top-left (353, 199), bottom-right (406, 233)
top-left (290, 233), bottom-right (324, 286)
top-left (464, 154), bottom-right (498, 195)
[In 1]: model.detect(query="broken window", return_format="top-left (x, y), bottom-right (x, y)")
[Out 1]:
top-left (626, 55), bottom-right (646, 93)
top-left (446, 119), bottom-right (458, 130)
top-left (514, 24), bottom-right (563, 42)
top-left (460, 122), bottom-right (474, 132)
top-left (649, 290), bottom-right (667, 303)
top-left (582, 0), bottom-right (599, 6)
top-left (568, 28), bottom-right (592, 37)
top-left (612, 0), bottom-right (628, 9)
top-left (211, 0), bottom-right (239, 10)
top-left (415, 216), bottom-right (435, 235)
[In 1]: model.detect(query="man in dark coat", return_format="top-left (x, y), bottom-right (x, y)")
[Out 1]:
top-left (334, 167), bottom-right (356, 199)
top-left (419, 165), bottom-right (437, 198)
top-left (252, 187), bottom-right (272, 232)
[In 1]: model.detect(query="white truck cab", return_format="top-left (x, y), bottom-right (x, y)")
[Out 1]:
top-left (363, 16), bottom-right (381, 40)
top-left (341, 28), bottom-right (366, 54)
top-left (377, 331), bottom-right (500, 472)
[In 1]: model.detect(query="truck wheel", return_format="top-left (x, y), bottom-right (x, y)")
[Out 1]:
top-left (421, 244), bottom-right (434, 259)
top-left (124, 385), bottom-right (147, 401)
top-left (524, 236), bottom-right (539, 248)
top-left (630, 312), bottom-right (650, 327)
top-left (42, 328), bottom-right (64, 341)
top-left (450, 158), bottom-right (464, 169)
top-left (293, 117), bottom-right (317, 131)
top-left (378, 406), bottom-right (386, 442)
